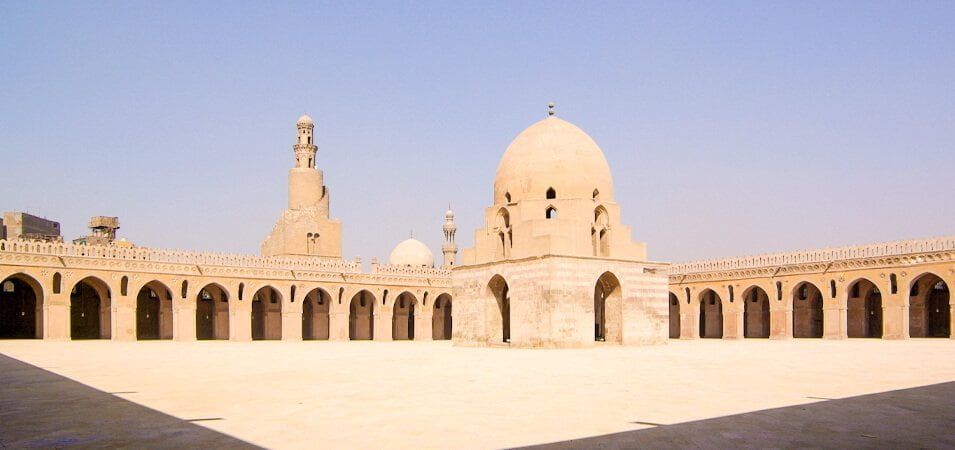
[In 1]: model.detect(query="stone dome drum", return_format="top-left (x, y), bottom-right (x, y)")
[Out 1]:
top-left (389, 237), bottom-right (435, 267)
top-left (494, 116), bottom-right (614, 204)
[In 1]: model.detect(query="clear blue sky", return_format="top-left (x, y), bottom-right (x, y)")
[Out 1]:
top-left (2, 1), bottom-right (953, 263)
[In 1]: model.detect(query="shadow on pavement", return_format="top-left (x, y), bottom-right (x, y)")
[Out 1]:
top-left (0, 353), bottom-right (259, 448)
top-left (520, 381), bottom-right (955, 449)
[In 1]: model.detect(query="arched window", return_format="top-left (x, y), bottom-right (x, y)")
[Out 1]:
top-left (121, 276), bottom-right (129, 296)
top-left (53, 272), bottom-right (62, 294)
top-left (890, 274), bottom-right (898, 294)
top-left (504, 192), bottom-right (511, 203)
top-left (545, 206), bottom-right (557, 219)
top-left (593, 189), bottom-right (600, 200)
top-left (181, 280), bottom-right (189, 299)
top-left (238, 283), bottom-right (245, 300)
top-left (685, 287), bottom-right (691, 304)
top-left (830, 280), bottom-right (836, 298)
top-left (728, 285), bottom-right (734, 302)
top-left (776, 281), bottom-right (782, 300)
top-left (546, 187), bottom-right (556, 199)
top-left (290, 285), bottom-right (296, 303)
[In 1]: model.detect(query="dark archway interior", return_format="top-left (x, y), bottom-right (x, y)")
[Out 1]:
top-left (136, 283), bottom-right (172, 340)
top-left (349, 290), bottom-right (374, 340)
top-left (196, 285), bottom-right (228, 340)
top-left (909, 274), bottom-right (950, 338)
top-left (251, 286), bottom-right (281, 341)
top-left (488, 276), bottom-right (510, 343)
top-left (793, 282), bottom-right (824, 338)
top-left (699, 290), bottom-right (723, 339)
top-left (71, 279), bottom-right (109, 340)
top-left (668, 293), bottom-right (680, 339)
top-left (0, 277), bottom-right (40, 339)
top-left (432, 294), bottom-right (452, 340)
top-left (302, 289), bottom-right (330, 340)
top-left (847, 279), bottom-right (882, 338)
top-left (392, 293), bottom-right (416, 340)
top-left (743, 287), bottom-right (770, 338)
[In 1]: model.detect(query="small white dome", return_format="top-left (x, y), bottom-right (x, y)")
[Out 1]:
top-left (297, 114), bottom-right (314, 125)
top-left (445, 209), bottom-right (454, 219)
top-left (389, 238), bottom-right (434, 267)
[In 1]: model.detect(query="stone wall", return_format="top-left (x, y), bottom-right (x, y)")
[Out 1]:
top-left (453, 255), bottom-right (668, 348)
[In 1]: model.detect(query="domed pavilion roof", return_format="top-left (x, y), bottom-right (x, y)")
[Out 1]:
top-left (493, 116), bottom-right (613, 204)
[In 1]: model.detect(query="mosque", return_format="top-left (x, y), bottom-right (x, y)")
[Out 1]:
top-left (0, 107), bottom-right (952, 345)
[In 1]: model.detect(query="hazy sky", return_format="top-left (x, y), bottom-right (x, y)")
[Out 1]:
top-left (2, 1), bottom-right (953, 263)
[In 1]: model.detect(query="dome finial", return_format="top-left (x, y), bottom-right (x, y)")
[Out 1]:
top-left (547, 102), bottom-right (556, 117)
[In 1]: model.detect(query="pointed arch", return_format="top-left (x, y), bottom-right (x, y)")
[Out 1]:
top-left (594, 272), bottom-right (622, 344)
top-left (668, 292), bottom-right (680, 338)
top-left (908, 272), bottom-right (950, 338)
top-left (196, 283), bottom-right (229, 340)
top-left (251, 286), bottom-right (282, 340)
top-left (698, 288), bottom-right (723, 338)
top-left (52, 272), bottom-right (62, 294)
top-left (392, 291), bottom-right (417, 340)
top-left (545, 205), bottom-right (557, 219)
top-left (0, 272), bottom-right (44, 339)
top-left (349, 290), bottom-right (376, 340)
top-left (741, 286), bottom-right (770, 338)
top-left (70, 276), bottom-right (111, 340)
top-left (792, 281), bottom-right (824, 338)
top-left (432, 293), bottom-right (452, 340)
top-left (302, 287), bottom-right (331, 340)
top-left (486, 275), bottom-right (510, 344)
top-left (846, 278), bottom-right (882, 338)
top-left (136, 280), bottom-right (173, 340)
top-left (546, 187), bottom-right (556, 199)
top-left (494, 208), bottom-right (511, 259)
top-left (592, 206), bottom-right (610, 257)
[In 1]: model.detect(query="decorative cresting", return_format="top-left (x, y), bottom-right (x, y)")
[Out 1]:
top-left (372, 263), bottom-right (451, 278)
top-left (669, 236), bottom-right (955, 280)
top-left (0, 239), bottom-right (362, 273)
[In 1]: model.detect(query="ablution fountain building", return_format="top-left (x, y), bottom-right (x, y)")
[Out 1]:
top-left (0, 108), bottom-right (952, 346)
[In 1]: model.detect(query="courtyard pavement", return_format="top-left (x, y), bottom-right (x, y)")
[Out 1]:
top-left (1, 339), bottom-right (954, 449)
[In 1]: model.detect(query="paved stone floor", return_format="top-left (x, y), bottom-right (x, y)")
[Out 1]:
top-left (1, 339), bottom-right (954, 449)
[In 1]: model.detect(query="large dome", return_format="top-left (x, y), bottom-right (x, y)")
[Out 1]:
top-left (389, 238), bottom-right (435, 267)
top-left (494, 116), bottom-right (613, 204)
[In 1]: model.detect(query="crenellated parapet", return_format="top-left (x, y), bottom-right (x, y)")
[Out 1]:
top-left (0, 239), bottom-right (361, 274)
top-left (372, 263), bottom-right (452, 278)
